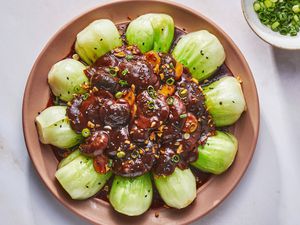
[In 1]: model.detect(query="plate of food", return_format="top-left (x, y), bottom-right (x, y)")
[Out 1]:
top-left (22, 0), bottom-right (259, 224)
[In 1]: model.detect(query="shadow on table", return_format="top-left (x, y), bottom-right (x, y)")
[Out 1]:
top-left (28, 161), bottom-right (89, 225)
top-left (272, 48), bottom-right (300, 78)
top-left (192, 115), bottom-right (281, 225)
top-left (271, 47), bottom-right (300, 148)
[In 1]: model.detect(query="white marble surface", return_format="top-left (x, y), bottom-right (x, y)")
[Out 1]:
top-left (1, 0), bottom-right (300, 224)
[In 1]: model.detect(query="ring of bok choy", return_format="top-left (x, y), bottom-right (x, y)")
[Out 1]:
top-left (48, 59), bottom-right (88, 101)
top-left (35, 13), bottom-right (247, 217)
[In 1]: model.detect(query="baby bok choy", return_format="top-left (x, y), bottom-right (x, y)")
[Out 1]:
top-left (35, 106), bottom-right (82, 148)
top-left (202, 76), bottom-right (246, 127)
top-left (154, 167), bottom-right (196, 209)
top-left (75, 19), bottom-right (122, 65)
top-left (172, 30), bottom-right (225, 81)
top-left (126, 13), bottom-right (174, 53)
top-left (109, 173), bottom-right (153, 216)
top-left (48, 59), bottom-right (88, 102)
top-left (55, 150), bottom-right (112, 200)
top-left (192, 131), bottom-right (238, 175)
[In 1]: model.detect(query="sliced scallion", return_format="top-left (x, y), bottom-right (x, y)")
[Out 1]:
top-left (253, 0), bottom-right (300, 36)
top-left (166, 96), bottom-right (174, 105)
top-left (82, 128), bottom-right (91, 138)
top-left (115, 91), bottom-right (123, 99)
top-left (166, 77), bottom-right (175, 86)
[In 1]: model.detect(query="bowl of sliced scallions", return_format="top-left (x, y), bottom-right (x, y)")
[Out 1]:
top-left (242, 0), bottom-right (300, 49)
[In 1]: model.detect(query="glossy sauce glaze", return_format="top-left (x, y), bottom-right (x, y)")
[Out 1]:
top-left (51, 23), bottom-right (232, 207)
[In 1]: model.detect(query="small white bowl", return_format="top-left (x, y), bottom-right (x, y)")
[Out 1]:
top-left (241, 0), bottom-right (300, 50)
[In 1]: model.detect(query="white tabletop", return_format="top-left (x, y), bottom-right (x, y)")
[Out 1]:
top-left (1, 0), bottom-right (300, 224)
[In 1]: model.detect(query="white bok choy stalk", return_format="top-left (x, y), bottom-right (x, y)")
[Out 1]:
top-left (126, 13), bottom-right (174, 53)
top-left (172, 30), bottom-right (225, 81)
top-left (154, 167), bottom-right (196, 209)
top-left (192, 131), bottom-right (238, 175)
top-left (75, 19), bottom-right (122, 65)
top-left (35, 106), bottom-right (82, 148)
top-left (55, 150), bottom-right (112, 200)
top-left (48, 58), bottom-right (88, 102)
top-left (202, 76), bottom-right (246, 127)
top-left (109, 173), bottom-right (153, 216)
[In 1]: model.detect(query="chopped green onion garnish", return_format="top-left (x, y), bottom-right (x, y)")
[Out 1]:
top-left (254, 2), bottom-right (261, 11)
top-left (166, 77), bottom-right (175, 86)
top-left (166, 96), bottom-right (174, 105)
top-left (82, 128), bottom-right (91, 138)
top-left (171, 154), bottom-right (180, 163)
top-left (253, 0), bottom-right (300, 36)
top-left (150, 92), bottom-right (157, 99)
top-left (271, 21), bottom-right (280, 30)
top-left (125, 54), bottom-right (134, 60)
top-left (131, 150), bottom-right (140, 159)
top-left (264, 0), bottom-right (273, 8)
top-left (117, 151), bottom-right (126, 158)
top-left (82, 93), bottom-right (89, 100)
top-left (119, 80), bottom-right (128, 87)
top-left (109, 67), bottom-right (118, 76)
top-left (292, 5), bottom-right (300, 13)
top-left (147, 85), bottom-right (157, 99)
top-left (115, 91), bottom-right (123, 99)
top-left (122, 68), bottom-right (129, 76)
top-left (179, 88), bottom-right (188, 98)
top-left (147, 100), bottom-right (155, 110)
top-left (179, 113), bottom-right (187, 119)
top-left (279, 27), bottom-right (289, 35)
top-left (108, 159), bottom-right (113, 168)
top-left (147, 85), bottom-right (155, 94)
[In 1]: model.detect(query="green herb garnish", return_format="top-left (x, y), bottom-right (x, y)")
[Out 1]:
top-left (81, 128), bottom-right (91, 138)
top-left (117, 151), bottom-right (126, 158)
top-left (119, 80), bottom-right (128, 87)
top-left (147, 100), bottom-right (155, 110)
top-left (109, 67), bottom-right (118, 76)
top-left (147, 85), bottom-right (157, 99)
top-left (131, 150), bottom-right (140, 159)
top-left (253, 0), bottom-right (300, 36)
top-left (115, 91), bottom-right (123, 99)
top-left (82, 93), bottom-right (90, 100)
top-left (122, 68), bottom-right (129, 76)
top-left (178, 88), bottom-right (188, 98)
top-left (179, 113), bottom-right (187, 119)
top-left (125, 54), bottom-right (134, 60)
top-left (166, 77), bottom-right (175, 86)
top-left (171, 154), bottom-right (180, 163)
top-left (166, 96), bottom-right (174, 105)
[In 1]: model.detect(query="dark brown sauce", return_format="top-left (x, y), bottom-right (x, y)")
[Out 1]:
top-left (191, 166), bottom-right (211, 189)
top-left (94, 175), bottom-right (114, 202)
top-left (47, 92), bottom-right (67, 107)
top-left (170, 27), bottom-right (186, 52)
top-left (50, 23), bottom-right (229, 209)
top-left (47, 97), bottom-right (54, 107)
